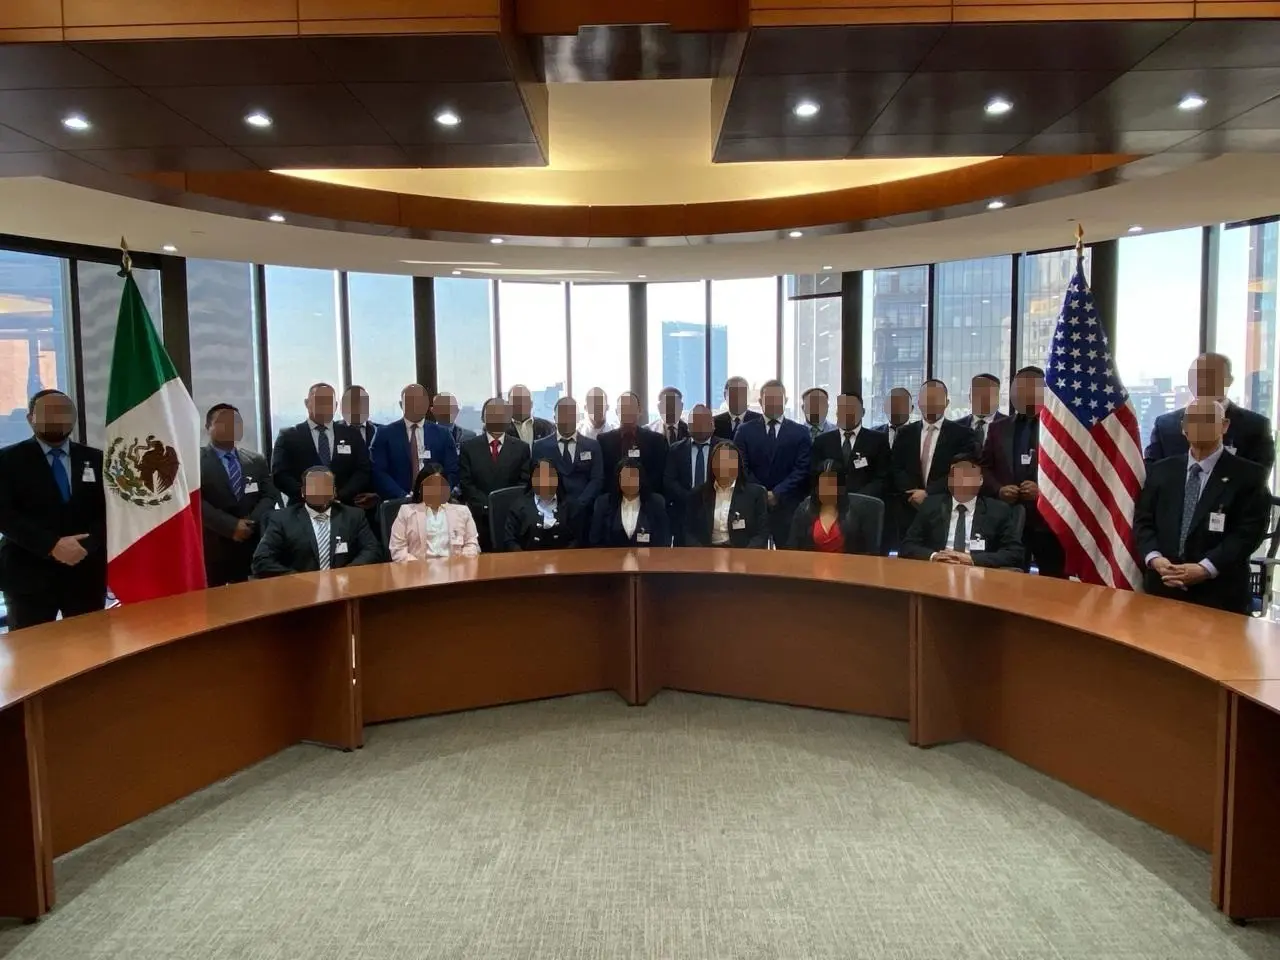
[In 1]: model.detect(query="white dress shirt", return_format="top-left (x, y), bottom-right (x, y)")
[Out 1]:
top-left (513, 419), bottom-right (535, 446)
top-left (620, 496), bottom-right (640, 538)
top-left (931, 496), bottom-right (978, 559)
top-left (420, 504), bottom-right (451, 558)
top-left (485, 432), bottom-right (506, 455)
top-left (535, 494), bottom-right (558, 527)
top-left (555, 433), bottom-right (577, 462)
top-left (711, 483), bottom-right (734, 545)
top-left (886, 424), bottom-right (900, 449)
top-left (1144, 444), bottom-right (1226, 577)
top-left (578, 417), bottom-right (612, 440)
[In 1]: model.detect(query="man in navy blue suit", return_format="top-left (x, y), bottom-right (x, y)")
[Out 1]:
top-left (735, 379), bottom-right (812, 546)
top-left (370, 383), bottom-right (459, 500)
top-left (532, 396), bottom-right (603, 537)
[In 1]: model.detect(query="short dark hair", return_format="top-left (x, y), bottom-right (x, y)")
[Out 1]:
top-left (1015, 365), bottom-right (1045, 378)
top-left (658, 386), bottom-right (683, 400)
top-left (949, 451), bottom-right (980, 471)
top-left (802, 387), bottom-right (829, 400)
top-left (342, 384), bottom-right (366, 398)
top-left (554, 396), bottom-right (576, 412)
top-left (410, 461), bottom-right (448, 503)
top-left (307, 382), bottom-right (335, 397)
top-left (839, 391), bottom-right (864, 405)
top-left (888, 386), bottom-right (912, 398)
top-left (205, 402), bottom-right (239, 426)
top-left (724, 376), bottom-right (748, 393)
top-left (972, 373), bottom-right (1001, 387)
top-left (481, 396), bottom-right (507, 418)
top-left (301, 465), bottom-right (334, 484)
top-left (922, 379), bottom-right (949, 395)
top-left (28, 388), bottom-right (69, 415)
top-left (760, 378), bottom-right (785, 393)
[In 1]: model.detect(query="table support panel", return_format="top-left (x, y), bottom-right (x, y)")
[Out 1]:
top-left (1219, 691), bottom-right (1280, 919)
top-left (0, 699), bottom-right (53, 920)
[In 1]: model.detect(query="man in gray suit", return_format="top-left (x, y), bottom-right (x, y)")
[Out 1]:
top-left (251, 467), bottom-right (382, 578)
top-left (201, 403), bottom-right (280, 587)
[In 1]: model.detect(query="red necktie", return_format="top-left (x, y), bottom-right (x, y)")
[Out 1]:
top-left (490, 438), bottom-right (500, 463)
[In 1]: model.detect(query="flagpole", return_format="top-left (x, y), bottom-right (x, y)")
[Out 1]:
top-left (119, 236), bottom-right (132, 278)
top-left (1075, 223), bottom-right (1085, 270)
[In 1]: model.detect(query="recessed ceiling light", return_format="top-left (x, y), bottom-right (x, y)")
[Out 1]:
top-left (244, 111), bottom-right (272, 129)
top-left (490, 237), bottom-right (505, 244)
top-left (788, 230), bottom-right (803, 238)
top-left (162, 244), bottom-right (178, 253)
top-left (61, 114), bottom-right (91, 132)
top-left (986, 199), bottom-right (1006, 210)
top-left (822, 265), bottom-right (834, 271)
top-left (1178, 93), bottom-right (1207, 111)
top-left (435, 109), bottom-right (461, 127)
top-left (793, 100), bottom-right (820, 119)
top-left (638, 274), bottom-right (647, 279)
top-left (1128, 224), bottom-right (1144, 233)
top-left (268, 213), bottom-right (286, 223)
top-left (451, 269), bottom-right (462, 275)
top-left (984, 97), bottom-right (1013, 116)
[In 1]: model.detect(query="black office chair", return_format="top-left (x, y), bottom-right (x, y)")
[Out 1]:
top-left (1248, 495), bottom-right (1280, 617)
top-left (379, 497), bottom-right (411, 553)
top-left (847, 493), bottom-right (884, 556)
top-left (487, 486), bottom-right (526, 553)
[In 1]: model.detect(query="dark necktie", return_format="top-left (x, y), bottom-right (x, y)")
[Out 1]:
top-left (694, 443), bottom-right (707, 487)
top-left (316, 424), bottom-right (331, 466)
top-left (974, 418), bottom-right (987, 449)
top-left (225, 451), bottom-right (244, 499)
top-left (1179, 462), bottom-right (1203, 555)
top-left (408, 423), bottom-right (420, 479)
top-left (768, 421), bottom-right (778, 441)
top-left (49, 448), bottom-right (71, 502)
top-left (667, 426), bottom-right (677, 444)
top-left (490, 438), bottom-right (500, 463)
top-left (732, 416), bottom-right (741, 433)
top-left (952, 504), bottom-right (969, 552)
top-left (561, 439), bottom-right (572, 465)
top-left (842, 431), bottom-right (854, 460)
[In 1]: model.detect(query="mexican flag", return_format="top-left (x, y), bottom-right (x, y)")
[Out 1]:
top-left (104, 272), bottom-right (205, 602)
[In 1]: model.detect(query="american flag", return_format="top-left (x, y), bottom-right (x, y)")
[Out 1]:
top-left (1038, 259), bottom-right (1146, 589)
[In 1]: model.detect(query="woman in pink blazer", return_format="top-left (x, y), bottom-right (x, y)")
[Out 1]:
top-left (389, 461), bottom-right (480, 561)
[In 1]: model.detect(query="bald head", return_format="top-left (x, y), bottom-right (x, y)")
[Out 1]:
top-left (1183, 397), bottom-right (1228, 456)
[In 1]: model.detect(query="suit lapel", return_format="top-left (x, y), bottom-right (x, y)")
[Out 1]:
top-left (1003, 420), bottom-right (1016, 479)
top-left (203, 446), bottom-right (234, 501)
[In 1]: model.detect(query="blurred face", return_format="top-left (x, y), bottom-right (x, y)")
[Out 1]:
top-left (207, 407), bottom-right (243, 446)
top-left (804, 391), bottom-right (829, 426)
top-left (306, 385), bottom-right (336, 426)
top-left (659, 390), bottom-right (683, 425)
top-left (341, 386), bottom-right (369, 426)
top-left (618, 394), bottom-right (641, 429)
top-left (948, 461), bottom-right (983, 502)
top-left (689, 405), bottom-right (714, 443)
top-left (401, 384), bottom-right (429, 423)
top-left (586, 389), bottom-right (606, 424)
top-left (29, 391), bottom-right (76, 444)
top-left (556, 399), bottom-right (578, 437)
top-left (887, 390), bottom-right (911, 427)
top-left (970, 378), bottom-right (999, 417)
top-left (419, 472), bottom-right (450, 508)
top-left (509, 385), bottom-right (532, 421)
top-left (712, 445), bottom-right (739, 486)
top-left (484, 400), bottom-right (509, 435)
top-left (303, 470), bottom-right (336, 511)
top-left (919, 383), bottom-right (949, 423)
top-left (835, 395), bottom-right (863, 430)
top-left (760, 384), bottom-right (785, 420)
top-left (817, 471), bottom-right (841, 506)
top-left (1012, 372), bottom-right (1045, 416)
top-left (431, 393), bottom-right (458, 426)
top-left (619, 465), bottom-right (641, 498)
top-left (1190, 355), bottom-right (1231, 401)
top-left (725, 378), bottom-right (748, 415)
top-left (533, 461), bottom-right (558, 500)
top-left (1183, 398), bottom-right (1228, 449)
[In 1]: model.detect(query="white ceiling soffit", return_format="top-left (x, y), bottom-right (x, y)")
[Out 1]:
top-left (0, 155), bottom-right (1278, 281)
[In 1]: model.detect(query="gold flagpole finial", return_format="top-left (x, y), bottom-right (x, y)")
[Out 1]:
top-left (1074, 223), bottom-right (1085, 257)
top-left (119, 236), bottom-right (132, 277)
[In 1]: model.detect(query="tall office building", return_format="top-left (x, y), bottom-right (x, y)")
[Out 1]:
top-left (659, 320), bottom-right (726, 409)
top-left (864, 266), bottom-right (928, 421)
top-left (931, 256), bottom-right (1013, 417)
top-left (784, 274), bottom-right (841, 417)
top-left (1244, 220), bottom-right (1279, 420)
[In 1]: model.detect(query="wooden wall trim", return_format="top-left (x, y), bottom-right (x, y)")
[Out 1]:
top-left (514, 0), bottom-right (747, 34)
top-left (746, 0), bottom-right (1244, 24)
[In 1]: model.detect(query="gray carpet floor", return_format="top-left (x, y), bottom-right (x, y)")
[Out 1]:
top-left (2, 692), bottom-right (1278, 960)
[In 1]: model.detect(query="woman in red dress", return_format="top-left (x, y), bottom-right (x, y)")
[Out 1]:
top-left (785, 459), bottom-right (879, 555)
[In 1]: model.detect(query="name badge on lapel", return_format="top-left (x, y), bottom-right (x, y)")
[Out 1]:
top-left (421, 449), bottom-right (431, 460)
top-left (579, 451), bottom-right (592, 461)
top-left (336, 443), bottom-right (352, 456)
top-left (636, 531), bottom-right (650, 544)
top-left (81, 465), bottom-right (96, 482)
top-left (853, 456), bottom-right (868, 469)
top-left (627, 447), bottom-right (641, 458)
top-left (1208, 511), bottom-right (1226, 533)
top-left (1020, 453), bottom-right (1034, 465)
top-left (1226, 444), bottom-right (1238, 455)
top-left (334, 539), bottom-right (350, 555)
top-left (244, 480), bottom-right (259, 494)
top-left (732, 518), bottom-right (746, 530)
top-left (968, 537), bottom-right (986, 552)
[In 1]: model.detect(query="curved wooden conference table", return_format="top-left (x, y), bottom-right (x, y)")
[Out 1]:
top-left (3, 550), bottom-right (1280, 923)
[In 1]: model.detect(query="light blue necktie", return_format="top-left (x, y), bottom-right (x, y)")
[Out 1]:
top-left (224, 451), bottom-right (243, 499)
top-left (49, 448), bottom-right (71, 502)
top-left (1179, 462), bottom-right (1203, 556)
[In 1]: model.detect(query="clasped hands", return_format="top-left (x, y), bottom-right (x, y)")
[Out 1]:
top-left (998, 481), bottom-right (1039, 504)
top-left (1148, 556), bottom-right (1209, 590)
top-left (930, 549), bottom-right (974, 566)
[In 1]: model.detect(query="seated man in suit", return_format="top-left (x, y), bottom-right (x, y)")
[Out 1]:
top-left (900, 453), bottom-right (1023, 569)
top-left (431, 392), bottom-right (476, 451)
top-left (811, 392), bottom-right (890, 502)
top-left (1145, 352), bottom-right (1275, 471)
top-left (459, 397), bottom-right (532, 551)
top-left (201, 403), bottom-right (280, 587)
top-left (713, 375), bottom-right (763, 440)
top-left (648, 386), bottom-right (690, 445)
top-left (506, 383), bottom-right (554, 447)
top-left (532, 396), bottom-right (603, 537)
top-left (371, 383), bottom-right (459, 500)
top-left (271, 382), bottom-right (374, 510)
top-left (339, 384), bottom-right (379, 452)
top-left (664, 403), bottom-right (718, 545)
top-left (1134, 397), bottom-right (1271, 614)
top-left (956, 373), bottom-right (1006, 450)
top-left (802, 387), bottom-right (834, 439)
top-left (251, 467), bottom-right (382, 577)
top-left (891, 379), bottom-right (977, 530)
top-left (599, 391), bottom-right (668, 496)
top-left (735, 379), bottom-right (812, 547)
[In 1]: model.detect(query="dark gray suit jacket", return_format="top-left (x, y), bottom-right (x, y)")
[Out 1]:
top-left (201, 444), bottom-right (281, 585)
top-left (900, 493), bottom-right (1023, 569)
top-left (250, 502), bottom-right (382, 578)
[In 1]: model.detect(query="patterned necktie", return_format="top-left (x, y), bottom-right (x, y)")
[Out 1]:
top-left (974, 417), bottom-right (987, 449)
top-left (952, 504), bottom-right (968, 552)
top-left (490, 437), bottom-right (500, 463)
top-left (316, 424), bottom-right (331, 466)
top-left (315, 512), bottom-right (331, 570)
top-left (225, 451), bottom-right (244, 499)
top-left (1179, 462), bottom-right (1203, 556)
top-left (49, 448), bottom-right (70, 503)
top-left (842, 431), bottom-right (854, 461)
top-left (694, 443), bottom-right (707, 487)
top-left (920, 425), bottom-right (937, 481)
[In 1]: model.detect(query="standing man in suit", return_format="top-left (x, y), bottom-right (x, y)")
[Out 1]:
top-left (0, 389), bottom-right (106, 630)
top-left (649, 386), bottom-right (690, 444)
top-left (506, 384), bottom-right (554, 446)
top-left (802, 388), bottom-right (834, 439)
top-left (371, 383), bottom-right (459, 500)
top-left (339, 384), bottom-right (379, 453)
top-left (271, 382), bottom-right (374, 510)
top-left (900, 453), bottom-right (1023, 569)
top-left (251, 466), bottom-right (382, 577)
top-left (431, 392), bottom-right (476, 452)
top-left (873, 386), bottom-right (914, 552)
top-left (532, 397), bottom-right (603, 537)
top-left (579, 387), bottom-right (613, 439)
top-left (1135, 397), bottom-right (1270, 614)
top-left (983, 366), bottom-right (1064, 577)
top-left (891, 379), bottom-right (978, 533)
top-left (735, 379), bottom-right (812, 547)
top-left (811, 392), bottom-right (890, 501)
top-left (956, 373), bottom-right (1006, 450)
top-left (201, 403), bottom-right (280, 587)
top-left (664, 403), bottom-right (718, 545)
top-left (714, 376), bottom-right (763, 440)
top-left (599, 391), bottom-right (669, 496)
top-left (874, 387), bottom-right (913, 449)
top-left (1145, 352), bottom-right (1275, 472)
top-left (460, 397), bottom-right (532, 550)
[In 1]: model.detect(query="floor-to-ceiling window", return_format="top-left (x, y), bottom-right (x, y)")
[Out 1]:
top-left (187, 259), bottom-right (261, 452)
top-left (0, 249), bottom-right (73, 449)
top-left (570, 283), bottom-right (630, 423)
top-left (348, 272), bottom-right (416, 426)
top-left (782, 273), bottom-right (841, 421)
top-left (862, 266), bottom-right (928, 426)
top-left (647, 281), bottom-right (707, 413)
top-left (263, 266), bottom-right (341, 440)
top-left (434, 277), bottom-right (494, 433)
top-left (932, 255), bottom-right (1013, 416)
top-left (1017, 247), bottom-right (1093, 373)
top-left (711, 277), bottom-right (778, 419)
top-left (497, 281), bottom-right (567, 422)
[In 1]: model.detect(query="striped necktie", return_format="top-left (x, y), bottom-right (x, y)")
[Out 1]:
top-left (315, 512), bottom-right (331, 570)
top-left (224, 450), bottom-right (243, 499)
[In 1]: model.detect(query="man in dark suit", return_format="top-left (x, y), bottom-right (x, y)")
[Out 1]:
top-left (506, 383), bottom-right (554, 447)
top-left (201, 403), bottom-right (280, 587)
top-left (1144, 353), bottom-right (1275, 472)
top-left (271, 382), bottom-right (374, 510)
top-left (251, 467), bottom-right (382, 577)
top-left (982, 366), bottom-right (1065, 577)
top-left (1135, 397), bottom-right (1271, 614)
top-left (735, 379), bottom-right (812, 547)
top-left (339, 384), bottom-right (379, 452)
top-left (371, 383), bottom-right (459, 500)
top-left (460, 397), bottom-right (532, 550)
top-left (874, 386), bottom-right (914, 553)
top-left (432, 392), bottom-right (476, 451)
top-left (532, 397), bottom-right (603, 537)
top-left (900, 453), bottom-right (1023, 569)
top-left (600, 391), bottom-right (669, 496)
top-left (0, 389), bottom-right (107, 629)
top-left (664, 403), bottom-right (718, 545)
top-left (713, 375), bottom-right (763, 440)
top-left (956, 373), bottom-right (1007, 450)
top-left (802, 387), bottom-right (834, 439)
top-left (811, 392), bottom-right (890, 501)
top-left (891, 379), bottom-right (978, 533)
top-left (649, 386), bottom-right (690, 445)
